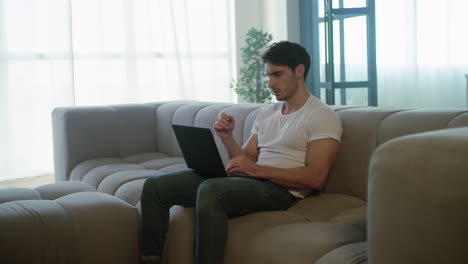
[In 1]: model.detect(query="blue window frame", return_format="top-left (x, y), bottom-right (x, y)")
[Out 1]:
top-left (300, 0), bottom-right (377, 106)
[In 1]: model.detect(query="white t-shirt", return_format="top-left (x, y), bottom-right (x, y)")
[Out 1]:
top-left (251, 95), bottom-right (342, 198)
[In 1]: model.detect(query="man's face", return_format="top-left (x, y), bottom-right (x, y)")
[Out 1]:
top-left (265, 63), bottom-right (298, 101)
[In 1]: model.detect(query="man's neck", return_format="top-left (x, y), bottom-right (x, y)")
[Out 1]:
top-left (282, 86), bottom-right (311, 115)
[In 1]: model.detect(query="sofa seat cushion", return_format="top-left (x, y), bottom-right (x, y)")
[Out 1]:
top-left (226, 194), bottom-right (366, 264)
top-left (0, 192), bottom-right (139, 264)
top-left (34, 181), bottom-right (97, 200)
top-left (0, 181), bottom-right (96, 204)
top-left (0, 188), bottom-right (42, 203)
top-left (70, 152), bottom-right (187, 205)
top-left (242, 222), bottom-right (365, 264)
top-left (289, 194), bottom-right (366, 222)
top-left (315, 242), bottom-right (368, 264)
top-left (161, 193), bottom-right (366, 264)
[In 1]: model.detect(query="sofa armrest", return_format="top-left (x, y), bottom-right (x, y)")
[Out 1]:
top-left (368, 127), bottom-right (468, 264)
top-left (52, 104), bottom-right (159, 181)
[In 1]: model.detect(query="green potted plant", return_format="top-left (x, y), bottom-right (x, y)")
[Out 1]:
top-left (231, 28), bottom-right (273, 103)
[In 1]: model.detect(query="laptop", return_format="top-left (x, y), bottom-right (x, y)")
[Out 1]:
top-left (172, 124), bottom-right (250, 179)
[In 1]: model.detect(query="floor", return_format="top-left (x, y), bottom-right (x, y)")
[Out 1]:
top-left (0, 174), bottom-right (55, 189)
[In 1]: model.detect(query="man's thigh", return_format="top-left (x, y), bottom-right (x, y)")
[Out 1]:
top-left (196, 177), bottom-right (295, 218)
top-left (145, 169), bottom-right (204, 207)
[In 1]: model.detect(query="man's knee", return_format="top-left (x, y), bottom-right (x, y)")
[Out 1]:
top-left (196, 179), bottom-right (228, 210)
top-left (141, 175), bottom-right (161, 200)
top-left (143, 174), bottom-right (160, 189)
top-left (142, 171), bottom-right (183, 194)
top-left (197, 178), bottom-right (221, 197)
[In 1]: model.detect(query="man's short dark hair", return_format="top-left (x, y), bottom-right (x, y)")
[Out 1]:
top-left (261, 41), bottom-right (311, 81)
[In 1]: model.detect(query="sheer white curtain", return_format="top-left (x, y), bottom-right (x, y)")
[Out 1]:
top-left (0, 0), bottom-right (74, 182)
top-left (0, 0), bottom-right (234, 181)
top-left (376, 0), bottom-right (468, 108)
top-left (325, 0), bottom-right (468, 107)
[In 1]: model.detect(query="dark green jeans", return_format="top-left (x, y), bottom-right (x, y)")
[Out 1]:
top-left (140, 169), bottom-right (296, 264)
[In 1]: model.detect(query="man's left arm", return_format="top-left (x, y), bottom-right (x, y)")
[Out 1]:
top-left (226, 138), bottom-right (339, 189)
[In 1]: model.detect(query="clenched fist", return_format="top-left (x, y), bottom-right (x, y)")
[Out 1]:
top-left (214, 113), bottom-right (235, 139)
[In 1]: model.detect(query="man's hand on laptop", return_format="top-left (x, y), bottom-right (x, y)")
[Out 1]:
top-left (214, 113), bottom-right (235, 139)
top-left (226, 155), bottom-right (263, 179)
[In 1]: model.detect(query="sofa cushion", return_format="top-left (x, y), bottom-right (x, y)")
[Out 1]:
top-left (0, 188), bottom-right (42, 204)
top-left (225, 194), bottom-right (366, 264)
top-left (0, 181), bottom-right (96, 204)
top-left (35, 181), bottom-right (96, 200)
top-left (315, 242), bottom-right (368, 264)
top-left (377, 109), bottom-right (468, 145)
top-left (241, 222), bottom-right (365, 264)
top-left (0, 191), bottom-right (139, 264)
top-left (289, 194), bottom-right (366, 223)
top-left (368, 127), bottom-right (468, 264)
top-left (330, 206), bottom-right (367, 231)
top-left (0, 199), bottom-right (79, 264)
top-left (160, 193), bottom-right (366, 264)
top-left (70, 153), bottom-right (187, 205)
top-left (115, 178), bottom-right (147, 206)
top-left (325, 108), bottom-right (405, 201)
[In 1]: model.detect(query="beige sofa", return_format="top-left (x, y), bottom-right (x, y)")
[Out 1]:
top-left (0, 181), bottom-right (140, 264)
top-left (1, 101), bottom-right (467, 263)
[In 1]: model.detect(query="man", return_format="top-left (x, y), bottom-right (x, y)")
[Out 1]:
top-left (140, 41), bottom-right (342, 264)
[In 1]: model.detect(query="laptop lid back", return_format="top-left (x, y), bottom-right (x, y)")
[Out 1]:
top-left (172, 124), bottom-right (227, 179)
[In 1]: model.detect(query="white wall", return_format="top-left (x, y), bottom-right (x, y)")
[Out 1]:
top-left (263, 0), bottom-right (300, 43)
top-left (233, 0), bottom-right (263, 83)
top-left (233, 0), bottom-right (301, 80)
top-left (286, 0), bottom-right (301, 43)
top-left (263, 0), bottom-right (287, 42)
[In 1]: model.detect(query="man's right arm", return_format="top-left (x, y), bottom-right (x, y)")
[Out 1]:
top-left (213, 113), bottom-right (259, 161)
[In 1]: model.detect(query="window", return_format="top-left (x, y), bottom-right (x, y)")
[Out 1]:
top-left (0, 0), bottom-right (234, 181)
top-left (375, 0), bottom-right (468, 108)
top-left (301, 0), bottom-right (468, 108)
top-left (301, 0), bottom-right (377, 106)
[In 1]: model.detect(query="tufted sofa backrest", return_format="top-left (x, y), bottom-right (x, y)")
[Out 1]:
top-left (151, 101), bottom-right (265, 166)
top-left (150, 102), bottom-right (468, 201)
top-left (326, 107), bottom-right (468, 200)
top-left (53, 101), bottom-right (468, 201)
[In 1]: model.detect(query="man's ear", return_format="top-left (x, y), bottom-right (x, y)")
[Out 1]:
top-left (295, 64), bottom-right (305, 79)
